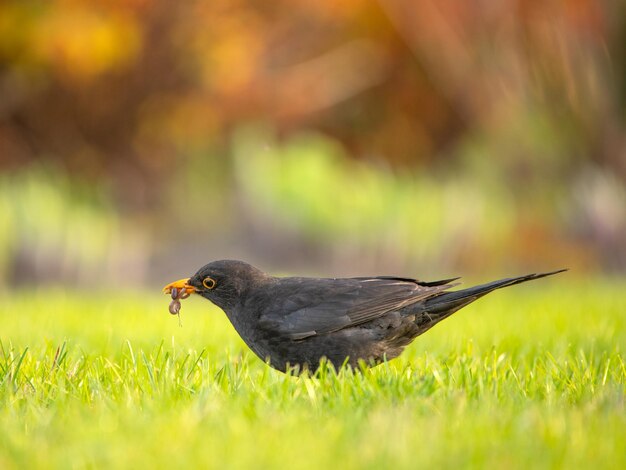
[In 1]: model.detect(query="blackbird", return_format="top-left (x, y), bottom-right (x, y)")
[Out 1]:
top-left (163, 260), bottom-right (565, 373)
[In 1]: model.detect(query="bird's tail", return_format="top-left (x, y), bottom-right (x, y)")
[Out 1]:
top-left (420, 269), bottom-right (567, 320)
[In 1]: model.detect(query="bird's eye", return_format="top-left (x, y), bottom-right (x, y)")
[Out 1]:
top-left (202, 277), bottom-right (217, 289)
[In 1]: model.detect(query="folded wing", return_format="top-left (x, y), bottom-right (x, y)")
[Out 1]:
top-left (259, 276), bottom-right (458, 340)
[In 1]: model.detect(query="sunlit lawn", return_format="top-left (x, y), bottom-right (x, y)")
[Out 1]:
top-left (1, 279), bottom-right (624, 469)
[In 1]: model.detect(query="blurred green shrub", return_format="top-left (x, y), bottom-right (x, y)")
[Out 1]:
top-left (232, 128), bottom-right (521, 272)
top-left (0, 165), bottom-right (148, 287)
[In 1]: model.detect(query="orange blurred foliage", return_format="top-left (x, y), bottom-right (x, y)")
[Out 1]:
top-left (0, 0), bottom-right (625, 279)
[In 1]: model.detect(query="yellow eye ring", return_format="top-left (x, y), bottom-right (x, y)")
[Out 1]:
top-left (202, 277), bottom-right (217, 289)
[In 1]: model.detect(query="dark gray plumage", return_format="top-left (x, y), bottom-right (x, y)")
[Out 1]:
top-left (182, 260), bottom-right (565, 373)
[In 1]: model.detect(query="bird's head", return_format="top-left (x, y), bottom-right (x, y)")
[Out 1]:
top-left (163, 259), bottom-right (269, 311)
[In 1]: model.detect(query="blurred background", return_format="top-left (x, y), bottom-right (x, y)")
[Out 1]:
top-left (1, 0), bottom-right (625, 289)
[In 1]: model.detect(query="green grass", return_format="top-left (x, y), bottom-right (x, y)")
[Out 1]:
top-left (1, 279), bottom-right (625, 469)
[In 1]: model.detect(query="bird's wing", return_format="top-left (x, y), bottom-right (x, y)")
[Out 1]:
top-left (258, 276), bottom-right (458, 340)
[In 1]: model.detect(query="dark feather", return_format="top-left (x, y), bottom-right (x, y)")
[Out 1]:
top-left (259, 277), bottom-right (457, 340)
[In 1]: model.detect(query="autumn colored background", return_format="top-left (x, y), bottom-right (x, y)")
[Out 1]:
top-left (1, 0), bottom-right (625, 288)
top-left (2, 4), bottom-right (625, 468)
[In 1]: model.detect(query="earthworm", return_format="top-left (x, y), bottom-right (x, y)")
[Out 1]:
top-left (167, 285), bottom-right (191, 327)
top-left (169, 298), bottom-right (182, 315)
top-left (169, 286), bottom-right (185, 318)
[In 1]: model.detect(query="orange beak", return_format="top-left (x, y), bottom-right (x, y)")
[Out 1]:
top-left (162, 278), bottom-right (196, 295)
